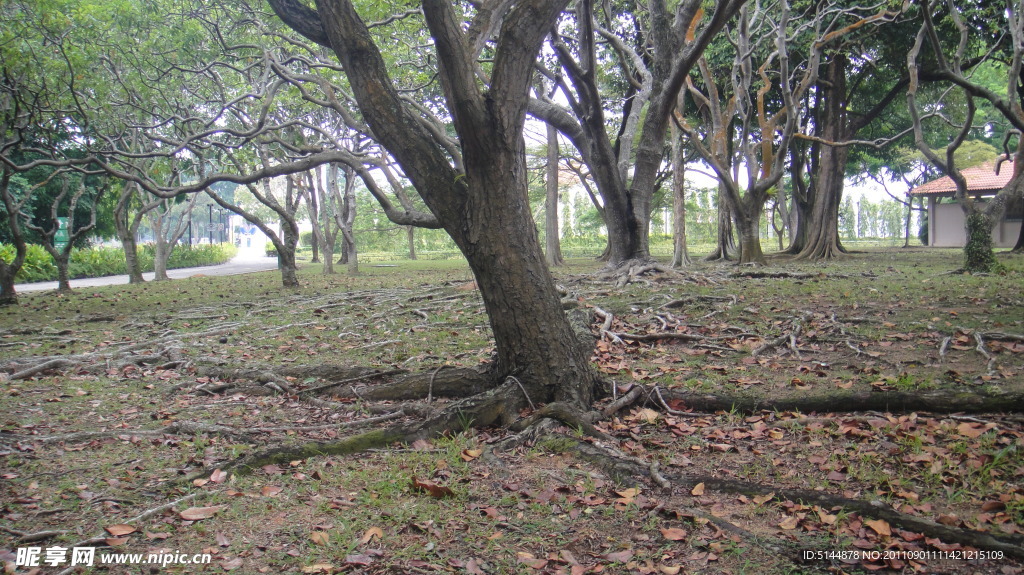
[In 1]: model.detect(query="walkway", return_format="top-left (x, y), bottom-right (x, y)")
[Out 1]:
top-left (15, 248), bottom-right (279, 293)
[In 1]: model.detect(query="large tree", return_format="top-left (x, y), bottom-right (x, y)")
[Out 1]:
top-left (266, 0), bottom-right (603, 413)
top-left (529, 0), bottom-right (745, 267)
top-left (907, 0), bottom-right (1024, 272)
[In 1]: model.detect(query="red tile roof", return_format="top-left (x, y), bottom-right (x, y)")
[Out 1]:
top-left (910, 160), bottom-right (1015, 196)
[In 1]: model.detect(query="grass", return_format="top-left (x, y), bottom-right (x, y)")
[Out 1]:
top-left (0, 247), bottom-right (1022, 574)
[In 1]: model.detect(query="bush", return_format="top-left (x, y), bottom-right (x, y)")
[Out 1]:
top-left (265, 242), bottom-right (278, 257)
top-left (918, 221), bottom-right (929, 246)
top-left (0, 243), bottom-right (57, 283)
top-left (70, 246), bottom-right (127, 279)
top-left (1, 242), bottom-right (238, 283)
top-left (300, 230), bottom-right (315, 247)
top-left (166, 243), bottom-right (238, 269)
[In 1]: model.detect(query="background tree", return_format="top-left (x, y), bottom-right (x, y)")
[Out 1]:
top-left (906, 0), bottom-right (1024, 272)
top-left (530, 0), bottom-right (745, 268)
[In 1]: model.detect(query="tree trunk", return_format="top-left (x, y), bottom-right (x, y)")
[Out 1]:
top-left (331, 164), bottom-right (358, 270)
top-left (453, 157), bottom-right (596, 406)
top-left (1, 173), bottom-right (27, 304)
top-left (705, 183), bottom-right (736, 261)
top-left (54, 253), bottom-right (71, 293)
top-left (735, 209), bottom-right (766, 266)
top-left (316, 166), bottom-right (335, 275)
top-left (153, 238), bottom-right (171, 281)
top-left (406, 226), bottom-right (416, 260)
top-left (545, 123), bottom-right (565, 267)
top-left (114, 191), bottom-right (146, 284)
top-left (269, 0), bottom-right (598, 409)
top-left (0, 268), bottom-right (16, 305)
top-left (1013, 217), bottom-right (1024, 253)
top-left (670, 121), bottom-right (690, 267)
top-left (277, 246), bottom-right (300, 287)
top-left (963, 209), bottom-right (997, 272)
top-left (279, 217), bottom-right (302, 287)
top-left (796, 55), bottom-right (848, 260)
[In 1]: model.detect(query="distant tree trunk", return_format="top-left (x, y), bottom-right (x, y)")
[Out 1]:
top-left (330, 163), bottom-right (358, 274)
top-left (734, 198), bottom-right (766, 265)
top-left (903, 195), bottom-right (913, 247)
top-left (706, 184), bottom-right (736, 261)
top-left (784, 138), bottom-right (810, 254)
top-left (301, 170), bottom-right (327, 267)
top-left (114, 183), bottom-right (158, 284)
top-left (796, 55), bottom-right (848, 260)
top-left (407, 226), bottom-right (417, 260)
top-left (0, 183), bottom-right (21, 301)
top-left (670, 120), bottom-right (690, 267)
top-left (545, 123), bottom-right (564, 267)
top-left (28, 177), bottom-right (105, 293)
top-left (315, 166), bottom-right (336, 274)
top-left (964, 210), bottom-right (998, 271)
top-left (148, 194), bottom-right (199, 281)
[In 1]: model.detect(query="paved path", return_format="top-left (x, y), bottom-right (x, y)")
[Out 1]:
top-left (15, 248), bottom-right (280, 293)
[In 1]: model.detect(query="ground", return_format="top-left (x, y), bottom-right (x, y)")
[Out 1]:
top-left (0, 248), bottom-right (1022, 574)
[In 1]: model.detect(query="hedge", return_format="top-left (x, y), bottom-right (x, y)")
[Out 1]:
top-left (0, 243), bottom-right (238, 283)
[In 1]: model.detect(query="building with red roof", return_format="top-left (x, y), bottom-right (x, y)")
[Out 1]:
top-left (909, 160), bottom-right (1022, 247)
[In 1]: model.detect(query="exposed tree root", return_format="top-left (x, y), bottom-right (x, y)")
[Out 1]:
top-left (593, 258), bottom-right (686, 288)
top-left (8, 413), bottom-right (410, 446)
top-left (655, 385), bottom-right (1024, 414)
top-left (546, 435), bottom-right (1024, 561)
top-left (186, 381), bottom-right (526, 482)
top-left (194, 363), bottom-right (492, 401)
top-left (0, 524), bottom-right (70, 543)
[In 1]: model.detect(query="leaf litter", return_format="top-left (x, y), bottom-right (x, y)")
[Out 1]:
top-left (0, 251), bottom-right (1022, 573)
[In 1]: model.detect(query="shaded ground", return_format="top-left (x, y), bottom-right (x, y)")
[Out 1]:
top-left (0, 248), bottom-right (1022, 574)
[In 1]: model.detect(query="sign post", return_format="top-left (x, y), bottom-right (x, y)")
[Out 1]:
top-left (54, 217), bottom-right (70, 251)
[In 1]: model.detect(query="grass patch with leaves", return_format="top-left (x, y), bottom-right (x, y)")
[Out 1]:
top-left (1, 247), bottom-right (1023, 574)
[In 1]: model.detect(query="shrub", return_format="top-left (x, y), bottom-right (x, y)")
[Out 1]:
top-left (69, 246), bottom-right (127, 279)
top-left (0, 243), bottom-right (57, 283)
top-left (2, 242), bottom-right (238, 283)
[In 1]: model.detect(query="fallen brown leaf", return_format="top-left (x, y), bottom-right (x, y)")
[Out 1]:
top-left (179, 505), bottom-right (227, 521)
top-left (410, 477), bottom-right (455, 498)
top-left (865, 518), bottom-right (891, 537)
top-left (104, 524), bottom-right (136, 537)
top-left (660, 527), bottom-right (688, 541)
top-left (360, 526), bottom-right (384, 545)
